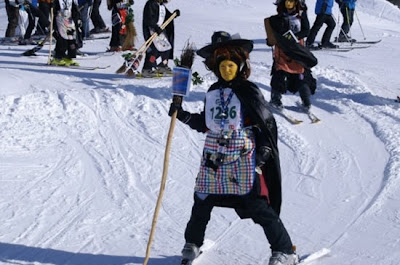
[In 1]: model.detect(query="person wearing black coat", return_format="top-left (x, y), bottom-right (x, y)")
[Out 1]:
top-left (266, 0), bottom-right (317, 110)
top-left (5, 0), bottom-right (19, 38)
top-left (141, 0), bottom-right (178, 77)
top-left (169, 31), bottom-right (298, 265)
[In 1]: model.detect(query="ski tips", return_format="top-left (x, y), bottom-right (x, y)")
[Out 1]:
top-left (22, 50), bottom-right (36, 56)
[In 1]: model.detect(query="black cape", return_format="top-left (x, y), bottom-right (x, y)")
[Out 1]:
top-left (184, 79), bottom-right (283, 215)
top-left (142, 0), bottom-right (175, 59)
top-left (269, 14), bottom-right (318, 69)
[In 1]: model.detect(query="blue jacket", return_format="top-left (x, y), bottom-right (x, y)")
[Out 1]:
top-left (315, 0), bottom-right (334, 15)
top-left (335, 0), bottom-right (357, 10)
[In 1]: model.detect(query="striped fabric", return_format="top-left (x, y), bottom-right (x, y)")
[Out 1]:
top-left (195, 129), bottom-right (256, 195)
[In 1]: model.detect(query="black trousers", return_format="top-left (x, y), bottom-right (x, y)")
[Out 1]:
top-left (307, 14), bottom-right (336, 45)
top-left (55, 38), bottom-right (77, 59)
top-left (184, 193), bottom-right (294, 254)
top-left (339, 7), bottom-right (355, 36)
top-left (24, 3), bottom-right (50, 39)
top-left (110, 7), bottom-right (122, 47)
top-left (38, 2), bottom-right (51, 34)
top-left (270, 70), bottom-right (312, 107)
top-left (5, 0), bottom-right (19, 37)
top-left (91, 0), bottom-right (106, 29)
top-left (142, 45), bottom-right (171, 70)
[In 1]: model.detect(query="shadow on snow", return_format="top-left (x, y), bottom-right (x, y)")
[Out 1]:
top-left (0, 242), bottom-right (180, 265)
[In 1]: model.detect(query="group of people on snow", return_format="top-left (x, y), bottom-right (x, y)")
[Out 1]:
top-left (3, 0), bottom-right (178, 69)
top-left (306, 0), bottom-right (358, 48)
top-left (0, 1), bottom-right (373, 265)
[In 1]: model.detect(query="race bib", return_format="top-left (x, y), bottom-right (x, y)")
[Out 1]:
top-left (205, 88), bottom-right (242, 132)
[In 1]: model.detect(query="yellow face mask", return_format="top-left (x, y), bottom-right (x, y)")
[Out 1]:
top-left (219, 59), bottom-right (238, 82)
top-left (285, 0), bottom-right (296, 10)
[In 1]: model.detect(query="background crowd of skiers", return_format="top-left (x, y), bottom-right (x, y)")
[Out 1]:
top-left (3, 0), bottom-right (177, 69)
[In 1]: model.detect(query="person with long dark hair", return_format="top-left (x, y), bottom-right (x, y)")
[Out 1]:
top-left (267, 0), bottom-right (316, 110)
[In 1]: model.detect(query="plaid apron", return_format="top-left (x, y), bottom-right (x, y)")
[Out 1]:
top-left (195, 129), bottom-right (256, 195)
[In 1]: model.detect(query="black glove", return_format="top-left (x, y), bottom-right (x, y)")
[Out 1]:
top-left (255, 146), bottom-right (272, 167)
top-left (155, 26), bottom-right (163, 35)
top-left (174, 9), bottom-right (180, 17)
top-left (168, 103), bottom-right (191, 123)
top-left (321, 3), bottom-right (328, 14)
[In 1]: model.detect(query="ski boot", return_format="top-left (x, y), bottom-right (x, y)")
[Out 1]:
top-left (50, 58), bottom-right (67, 66)
top-left (156, 63), bottom-right (173, 76)
top-left (268, 251), bottom-right (299, 265)
top-left (63, 58), bottom-right (79, 67)
top-left (181, 243), bottom-right (200, 265)
top-left (139, 68), bottom-right (162, 78)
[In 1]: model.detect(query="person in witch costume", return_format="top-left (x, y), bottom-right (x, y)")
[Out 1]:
top-left (266, 0), bottom-right (317, 110)
top-left (168, 31), bottom-right (298, 265)
top-left (141, 0), bottom-right (179, 77)
top-left (107, 0), bottom-right (136, 52)
top-left (51, 0), bottom-right (81, 66)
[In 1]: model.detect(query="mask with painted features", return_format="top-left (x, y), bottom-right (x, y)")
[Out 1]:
top-left (219, 60), bottom-right (238, 82)
top-left (285, 0), bottom-right (296, 11)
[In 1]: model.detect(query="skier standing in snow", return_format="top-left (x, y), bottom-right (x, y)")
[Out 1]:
top-left (266, 0), bottom-right (317, 110)
top-left (306, 0), bottom-right (338, 48)
top-left (89, 0), bottom-right (109, 34)
top-left (19, 0), bottom-right (50, 44)
top-left (141, 0), bottom-right (179, 77)
top-left (51, 0), bottom-right (80, 66)
top-left (107, 0), bottom-right (136, 52)
top-left (5, 0), bottom-right (20, 38)
top-left (335, 0), bottom-right (357, 42)
top-left (169, 31), bottom-right (298, 265)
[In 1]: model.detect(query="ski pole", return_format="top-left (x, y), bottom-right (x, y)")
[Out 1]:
top-left (355, 9), bottom-right (366, 40)
top-left (345, 6), bottom-right (354, 42)
top-left (335, 6), bottom-right (341, 43)
top-left (331, 14), bottom-right (352, 44)
top-left (143, 43), bottom-right (195, 265)
top-left (47, 6), bottom-right (54, 65)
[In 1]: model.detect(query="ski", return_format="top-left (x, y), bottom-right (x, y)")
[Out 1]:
top-left (338, 44), bottom-right (371, 49)
top-left (48, 64), bottom-right (111, 70)
top-left (269, 103), bottom-right (303, 125)
top-left (296, 102), bottom-right (321, 123)
top-left (299, 248), bottom-right (331, 264)
top-left (22, 34), bottom-right (50, 56)
top-left (335, 39), bottom-right (381, 45)
top-left (84, 35), bottom-right (110, 41)
top-left (308, 46), bottom-right (353, 52)
top-left (306, 110), bottom-right (321, 123)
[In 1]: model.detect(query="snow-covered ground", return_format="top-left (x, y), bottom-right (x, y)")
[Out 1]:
top-left (1, 0), bottom-right (400, 265)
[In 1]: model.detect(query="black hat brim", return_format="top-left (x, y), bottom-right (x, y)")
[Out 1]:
top-left (197, 39), bottom-right (254, 59)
